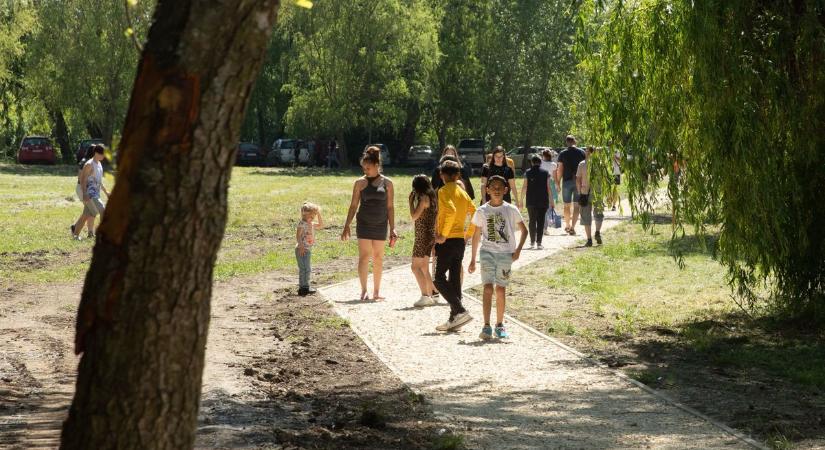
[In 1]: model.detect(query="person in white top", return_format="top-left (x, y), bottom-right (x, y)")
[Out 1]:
top-left (71, 144), bottom-right (109, 240)
top-left (468, 175), bottom-right (528, 340)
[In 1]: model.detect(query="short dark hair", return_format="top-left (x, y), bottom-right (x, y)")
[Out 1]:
top-left (440, 159), bottom-right (460, 177)
top-left (486, 175), bottom-right (507, 187)
top-left (531, 154), bottom-right (541, 164)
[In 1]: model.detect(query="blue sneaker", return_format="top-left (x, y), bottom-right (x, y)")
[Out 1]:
top-left (479, 325), bottom-right (493, 340)
top-left (494, 325), bottom-right (509, 339)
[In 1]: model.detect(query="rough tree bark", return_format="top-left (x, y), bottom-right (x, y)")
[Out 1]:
top-left (60, 1), bottom-right (280, 448)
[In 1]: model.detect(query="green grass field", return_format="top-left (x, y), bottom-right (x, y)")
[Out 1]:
top-left (0, 163), bottom-right (424, 286)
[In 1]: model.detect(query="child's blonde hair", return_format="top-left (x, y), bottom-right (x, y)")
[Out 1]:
top-left (301, 202), bottom-right (320, 215)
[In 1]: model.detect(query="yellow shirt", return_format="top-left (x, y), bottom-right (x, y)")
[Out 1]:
top-left (437, 182), bottom-right (477, 239)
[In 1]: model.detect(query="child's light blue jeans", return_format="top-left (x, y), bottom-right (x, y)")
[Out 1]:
top-left (295, 247), bottom-right (312, 288)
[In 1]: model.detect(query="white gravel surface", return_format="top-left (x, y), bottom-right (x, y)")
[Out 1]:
top-left (321, 210), bottom-right (760, 449)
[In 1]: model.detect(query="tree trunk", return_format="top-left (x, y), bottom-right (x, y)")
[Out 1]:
top-left (60, 2), bottom-right (280, 449)
top-left (50, 108), bottom-right (72, 164)
top-left (256, 95), bottom-right (267, 147)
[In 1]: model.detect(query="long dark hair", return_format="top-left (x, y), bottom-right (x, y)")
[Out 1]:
top-left (411, 174), bottom-right (436, 211)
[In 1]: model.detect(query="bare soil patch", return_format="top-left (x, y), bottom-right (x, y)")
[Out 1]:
top-left (0, 262), bottom-right (441, 449)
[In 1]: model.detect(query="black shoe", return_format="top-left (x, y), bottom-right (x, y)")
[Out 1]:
top-left (594, 232), bottom-right (602, 245)
top-left (298, 287), bottom-right (309, 296)
top-left (584, 239), bottom-right (593, 247)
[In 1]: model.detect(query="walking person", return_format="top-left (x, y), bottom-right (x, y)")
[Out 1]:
top-left (468, 175), bottom-right (528, 340)
top-left (70, 145), bottom-right (96, 239)
top-left (430, 145), bottom-right (474, 200)
top-left (295, 202), bottom-right (324, 295)
top-left (540, 149), bottom-right (559, 235)
top-left (408, 175), bottom-right (438, 307)
top-left (71, 144), bottom-right (108, 240)
top-left (341, 146), bottom-right (397, 301)
top-left (556, 135), bottom-right (586, 235)
top-left (577, 146), bottom-right (605, 247)
top-left (480, 146), bottom-right (519, 208)
top-left (433, 160), bottom-right (477, 332)
top-left (520, 155), bottom-right (552, 249)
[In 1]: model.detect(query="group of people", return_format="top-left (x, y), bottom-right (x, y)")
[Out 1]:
top-left (70, 144), bottom-right (108, 240)
top-left (296, 135), bottom-right (620, 339)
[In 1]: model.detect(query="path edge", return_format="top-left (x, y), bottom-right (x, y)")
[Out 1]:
top-left (460, 289), bottom-right (768, 450)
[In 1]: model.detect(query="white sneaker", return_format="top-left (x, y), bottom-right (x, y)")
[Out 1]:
top-left (536, 244), bottom-right (544, 250)
top-left (436, 311), bottom-right (473, 331)
top-left (414, 295), bottom-right (435, 307)
top-left (528, 243), bottom-right (535, 250)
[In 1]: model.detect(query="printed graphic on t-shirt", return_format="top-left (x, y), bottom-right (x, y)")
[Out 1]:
top-left (485, 212), bottom-right (510, 244)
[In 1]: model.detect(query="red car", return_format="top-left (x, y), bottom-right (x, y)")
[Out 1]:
top-left (17, 136), bottom-right (57, 165)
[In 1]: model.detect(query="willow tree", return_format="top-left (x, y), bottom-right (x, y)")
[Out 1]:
top-left (578, 0), bottom-right (825, 323)
top-left (60, 1), bottom-right (282, 448)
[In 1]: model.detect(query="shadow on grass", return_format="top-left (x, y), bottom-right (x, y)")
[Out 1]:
top-left (619, 311), bottom-right (825, 445)
top-left (0, 163), bottom-right (78, 177)
top-left (246, 166), bottom-right (427, 178)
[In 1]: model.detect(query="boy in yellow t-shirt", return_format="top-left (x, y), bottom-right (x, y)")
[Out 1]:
top-left (434, 160), bottom-right (476, 332)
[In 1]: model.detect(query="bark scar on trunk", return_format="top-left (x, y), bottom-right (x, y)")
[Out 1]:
top-left (100, 54), bottom-right (200, 247)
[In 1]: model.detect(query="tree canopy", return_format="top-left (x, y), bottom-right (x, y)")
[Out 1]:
top-left (577, 0), bottom-right (825, 323)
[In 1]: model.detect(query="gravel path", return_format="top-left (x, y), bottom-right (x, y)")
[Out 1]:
top-left (321, 211), bottom-right (761, 449)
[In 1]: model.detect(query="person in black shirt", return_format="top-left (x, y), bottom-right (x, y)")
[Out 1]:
top-left (480, 146), bottom-right (519, 207)
top-left (430, 145), bottom-right (474, 200)
top-left (520, 154), bottom-right (552, 249)
top-left (556, 135), bottom-right (586, 234)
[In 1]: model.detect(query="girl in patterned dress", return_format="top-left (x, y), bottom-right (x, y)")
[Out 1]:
top-left (409, 175), bottom-right (438, 307)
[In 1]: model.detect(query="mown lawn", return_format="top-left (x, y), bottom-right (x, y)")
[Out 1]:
top-left (0, 163), bottom-right (422, 286)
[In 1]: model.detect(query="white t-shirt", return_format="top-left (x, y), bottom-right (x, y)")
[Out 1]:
top-left (612, 151), bottom-right (621, 175)
top-left (540, 160), bottom-right (557, 179)
top-left (471, 202), bottom-right (524, 254)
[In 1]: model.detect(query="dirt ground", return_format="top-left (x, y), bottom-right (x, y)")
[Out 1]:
top-left (496, 264), bottom-right (825, 449)
top-left (0, 257), bottom-right (451, 449)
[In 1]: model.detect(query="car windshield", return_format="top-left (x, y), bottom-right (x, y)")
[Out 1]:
top-left (24, 138), bottom-right (50, 146)
top-left (411, 147), bottom-right (430, 153)
top-left (280, 140), bottom-right (296, 149)
top-left (240, 144), bottom-right (258, 151)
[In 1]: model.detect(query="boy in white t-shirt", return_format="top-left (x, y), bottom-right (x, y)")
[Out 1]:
top-left (468, 175), bottom-right (528, 340)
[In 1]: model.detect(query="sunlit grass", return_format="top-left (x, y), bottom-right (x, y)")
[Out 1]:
top-left (0, 164), bottom-right (422, 286)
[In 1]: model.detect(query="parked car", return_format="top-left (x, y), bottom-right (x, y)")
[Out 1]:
top-left (365, 143), bottom-right (391, 166)
top-left (268, 138), bottom-right (304, 165)
top-left (457, 138), bottom-right (485, 172)
top-left (406, 145), bottom-right (434, 167)
top-left (17, 136), bottom-right (57, 165)
top-left (75, 139), bottom-right (104, 163)
top-left (235, 142), bottom-right (267, 166)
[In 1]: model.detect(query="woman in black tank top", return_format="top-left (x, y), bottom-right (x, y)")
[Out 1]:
top-left (342, 146), bottom-right (397, 301)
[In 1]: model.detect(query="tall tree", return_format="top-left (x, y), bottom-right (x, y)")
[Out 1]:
top-left (24, 0), bottom-right (155, 154)
top-left (61, 1), bottom-right (281, 447)
top-left (283, 0), bottom-right (438, 163)
top-left (0, 2), bottom-right (36, 157)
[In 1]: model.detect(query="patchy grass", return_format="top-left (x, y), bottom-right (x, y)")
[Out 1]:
top-left (315, 316), bottom-right (350, 330)
top-left (499, 220), bottom-right (825, 447)
top-left (0, 164), bottom-right (422, 287)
